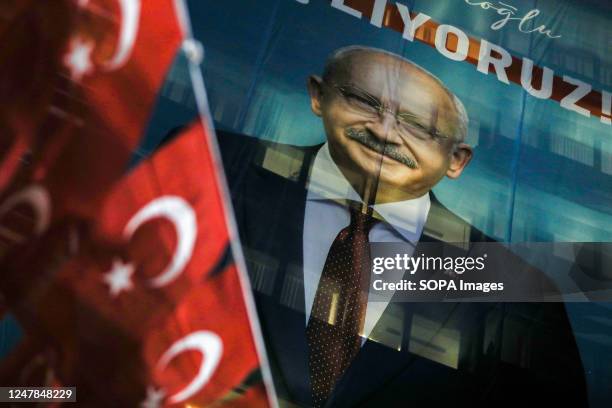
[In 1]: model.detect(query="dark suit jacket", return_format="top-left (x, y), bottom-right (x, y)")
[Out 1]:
top-left (216, 130), bottom-right (588, 407)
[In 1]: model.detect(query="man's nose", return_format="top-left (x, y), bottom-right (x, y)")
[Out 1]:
top-left (364, 110), bottom-right (402, 144)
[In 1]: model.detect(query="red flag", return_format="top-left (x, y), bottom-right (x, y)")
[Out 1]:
top-left (0, 2), bottom-right (273, 406)
top-left (144, 265), bottom-right (262, 406)
top-left (0, 0), bottom-right (183, 244)
top-left (43, 0), bottom-right (184, 219)
top-left (0, 0), bottom-right (185, 356)
top-left (59, 122), bottom-right (230, 336)
top-left (1, 123), bottom-right (272, 407)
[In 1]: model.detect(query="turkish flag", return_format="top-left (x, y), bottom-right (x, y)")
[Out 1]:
top-left (0, 0), bottom-right (183, 244)
top-left (42, 0), bottom-right (185, 220)
top-left (58, 122), bottom-right (230, 337)
top-left (0, 2), bottom-right (273, 406)
top-left (144, 264), bottom-right (264, 406)
top-left (0, 0), bottom-right (184, 339)
top-left (1, 123), bottom-right (272, 407)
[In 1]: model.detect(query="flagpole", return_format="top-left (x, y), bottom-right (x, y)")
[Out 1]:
top-left (171, 1), bottom-right (280, 406)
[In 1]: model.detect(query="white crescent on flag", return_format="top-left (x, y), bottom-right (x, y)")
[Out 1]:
top-left (123, 195), bottom-right (196, 287)
top-left (157, 330), bottom-right (223, 403)
top-left (101, 0), bottom-right (141, 70)
top-left (0, 185), bottom-right (51, 243)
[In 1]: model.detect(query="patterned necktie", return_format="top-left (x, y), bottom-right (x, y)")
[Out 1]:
top-left (306, 203), bottom-right (378, 407)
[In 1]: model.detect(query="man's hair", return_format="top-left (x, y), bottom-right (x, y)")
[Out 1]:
top-left (322, 45), bottom-right (469, 142)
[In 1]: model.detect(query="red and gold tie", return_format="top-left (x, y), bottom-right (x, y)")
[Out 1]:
top-left (306, 204), bottom-right (378, 407)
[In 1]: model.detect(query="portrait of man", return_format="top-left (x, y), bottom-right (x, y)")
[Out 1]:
top-left (216, 46), bottom-right (587, 407)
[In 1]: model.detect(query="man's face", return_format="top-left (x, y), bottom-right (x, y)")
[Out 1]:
top-left (308, 53), bottom-right (471, 202)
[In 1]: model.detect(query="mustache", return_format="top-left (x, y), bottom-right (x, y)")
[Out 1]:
top-left (346, 128), bottom-right (418, 169)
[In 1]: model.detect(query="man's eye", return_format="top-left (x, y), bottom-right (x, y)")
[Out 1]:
top-left (398, 117), bottom-right (432, 139)
top-left (398, 116), bottom-right (423, 129)
top-left (409, 121), bottom-right (428, 132)
top-left (343, 91), bottom-right (378, 109)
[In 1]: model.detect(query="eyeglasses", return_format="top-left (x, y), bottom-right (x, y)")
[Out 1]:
top-left (327, 83), bottom-right (453, 143)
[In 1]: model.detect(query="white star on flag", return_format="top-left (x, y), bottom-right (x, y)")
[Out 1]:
top-left (141, 386), bottom-right (166, 408)
top-left (63, 37), bottom-right (94, 81)
top-left (103, 258), bottom-right (135, 297)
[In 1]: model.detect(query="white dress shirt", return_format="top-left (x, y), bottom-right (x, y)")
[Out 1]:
top-left (303, 143), bottom-right (431, 341)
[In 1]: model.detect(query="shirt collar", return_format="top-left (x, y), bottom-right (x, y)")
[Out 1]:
top-left (306, 143), bottom-right (431, 243)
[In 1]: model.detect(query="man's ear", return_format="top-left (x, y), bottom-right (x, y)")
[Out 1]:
top-left (307, 75), bottom-right (324, 117)
top-left (446, 143), bottom-right (473, 179)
